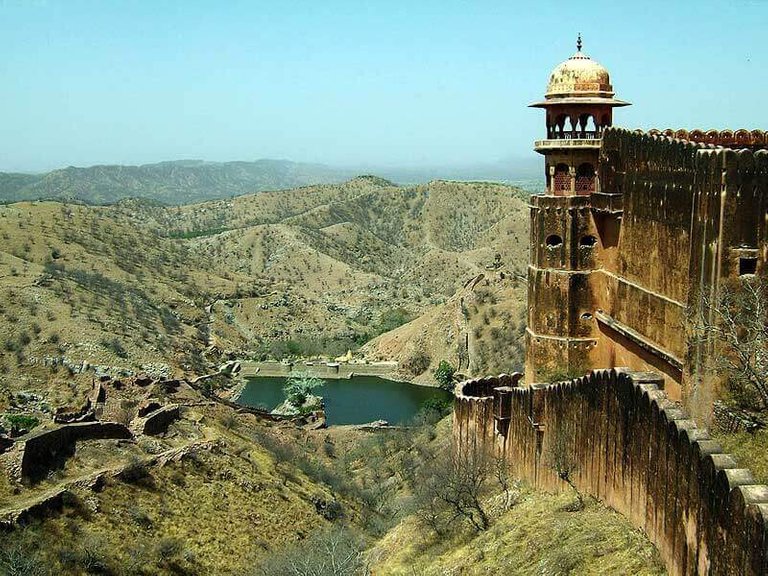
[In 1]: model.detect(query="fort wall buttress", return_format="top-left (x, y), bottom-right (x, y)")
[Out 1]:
top-left (526, 193), bottom-right (601, 383)
top-left (454, 370), bottom-right (768, 576)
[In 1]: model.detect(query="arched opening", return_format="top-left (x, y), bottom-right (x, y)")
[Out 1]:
top-left (575, 163), bottom-right (595, 194)
top-left (578, 114), bottom-right (590, 138)
top-left (601, 114), bottom-right (610, 129)
top-left (545, 234), bottom-right (563, 248)
top-left (566, 117), bottom-right (578, 139)
top-left (580, 235), bottom-right (598, 247)
top-left (553, 163), bottom-right (570, 194)
top-left (585, 116), bottom-right (597, 138)
top-left (555, 114), bottom-right (567, 138)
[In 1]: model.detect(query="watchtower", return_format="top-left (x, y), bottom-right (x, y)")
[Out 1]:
top-left (529, 35), bottom-right (630, 195)
top-left (525, 37), bottom-right (630, 383)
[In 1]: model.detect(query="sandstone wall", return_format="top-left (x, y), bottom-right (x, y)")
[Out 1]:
top-left (594, 129), bottom-right (768, 413)
top-left (454, 369), bottom-right (768, 576)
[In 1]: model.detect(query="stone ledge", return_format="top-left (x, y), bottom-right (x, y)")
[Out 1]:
top-left (595, 311), bottom-right (683, 370)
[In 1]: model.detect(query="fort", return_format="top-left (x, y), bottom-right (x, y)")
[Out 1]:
top-left (454, 38), bottom-right (768, 575)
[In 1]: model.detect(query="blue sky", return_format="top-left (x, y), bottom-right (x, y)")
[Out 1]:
top-left (1, 0), bottom-right (766, 172)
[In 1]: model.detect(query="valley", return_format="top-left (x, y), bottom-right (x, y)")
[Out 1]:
top-left (0, 176), bottom-right (530, 403)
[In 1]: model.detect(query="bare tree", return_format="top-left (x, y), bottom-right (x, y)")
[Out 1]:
top-left (691, 277), bottom-right (768, 411)
top-left (255, 527), bottom-right (369, 576)
top-left (413, 442), bottom-right (493, 534)
top-left (493, 453), bottom-right (517, 509)
top-left (546, 423), bottom-right (583, 511)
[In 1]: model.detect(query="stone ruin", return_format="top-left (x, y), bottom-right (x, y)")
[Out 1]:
top-left (0, 375), bottom-right (184, 485)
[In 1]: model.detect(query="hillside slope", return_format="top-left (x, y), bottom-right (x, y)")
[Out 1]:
top-left (361, 270), bottom-right (527, 384)
top-left (0, 177), bottom-right (674, 576)
top-left (0, 178), bottom-right (529, 407)
top-left (175, 178), bottom-right (530, 372)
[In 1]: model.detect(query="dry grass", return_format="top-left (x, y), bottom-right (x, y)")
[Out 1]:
top-left (370, 489), bottom-right (666, 576)
top-left (0, 407), bottom-right (342, 575)
top-left (714, 428), bottom-right (768, 484)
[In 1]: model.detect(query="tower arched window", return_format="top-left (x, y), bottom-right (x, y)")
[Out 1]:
top-left (553, 114), bottom-right (567, 138)
top-left (553, 163), bottom-right (570, 193)
top-left (575, 163), bottom-right (596, 193)
top-left (585, 116), bottom-right (597, 138)
top-left (545, 234), bottom-right (563, 248)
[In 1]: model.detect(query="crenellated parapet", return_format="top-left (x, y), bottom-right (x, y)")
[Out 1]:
top-left (645, 128), bottom-right (768, 151)
top-left (453, 369), bottom-right (768, 576)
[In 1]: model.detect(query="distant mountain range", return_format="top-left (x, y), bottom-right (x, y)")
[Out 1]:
top-left (0, 157), bottom-right (541, 205)
top-left (0, 160), bottom-right (355, 205)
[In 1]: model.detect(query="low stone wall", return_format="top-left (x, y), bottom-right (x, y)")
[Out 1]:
top-left (240, 361), bottom-right (399, 380)
top-left (9, 422), bottom-right (133, 483)
top-left (453, 369), bottom-right (768, 576)
top-left (132, 405), bottom-right (180, 436)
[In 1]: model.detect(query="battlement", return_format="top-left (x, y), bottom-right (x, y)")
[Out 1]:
top-left (645, 128), bottom-right (768, 151)
top-left (453, 369), bottom-right (768, 575)
top-left (526, 126), bottom-right (768, 403)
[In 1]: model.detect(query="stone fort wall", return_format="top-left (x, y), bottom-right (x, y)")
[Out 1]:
top-left (454, 370), bottom-right (768, 576)
top-left (596, 128), bottom-right (767, 418)
top-left (527, 127), bottom-right (768, 422)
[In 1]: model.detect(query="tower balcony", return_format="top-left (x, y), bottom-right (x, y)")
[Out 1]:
top-left (534, 137), bottom-right (602, 152)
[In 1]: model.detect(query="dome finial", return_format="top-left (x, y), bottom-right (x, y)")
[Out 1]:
top-left (577, 33), bottom-right (582, 52)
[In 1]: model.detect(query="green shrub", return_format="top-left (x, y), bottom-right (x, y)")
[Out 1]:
top-left (432, 360), bottom-right (456, 391)
top-left (4, 414), bottom-right (40, 434)
top-left (101, 337), bottom-right (128, 359)
top-left (418, 397), bottom-right (452, 424)
top-left (283, 373), bottom-right (323, 409)
top-left (375, 307), bottom-right (414, 335)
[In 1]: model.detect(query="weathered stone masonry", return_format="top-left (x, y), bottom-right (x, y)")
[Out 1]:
top-left (529, 128), bottom-right (768, 419)
top-left (454, 370), bottom-right (768, 576)
top-left (525, 39), bottom-right (768, 424)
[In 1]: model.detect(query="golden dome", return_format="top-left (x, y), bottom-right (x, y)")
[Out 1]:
top-left (529, 36), bottom-right (630, 109)
top-left (546, 50), bottom-right (613, 97)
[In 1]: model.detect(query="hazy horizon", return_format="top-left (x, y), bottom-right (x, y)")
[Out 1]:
top-left (2, 153), bottom-right (541, 179)
top-left (2, 0), bottom-right (766, 172)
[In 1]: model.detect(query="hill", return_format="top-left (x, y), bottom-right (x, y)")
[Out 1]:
top-left (361, 270), bottom-right (528, 384)
top-left (0, 177), bottom-right (530, 404)
top-left (0, 160), bottom-right (355, 205)
top-left (141, 176), bottom-right (531, 379)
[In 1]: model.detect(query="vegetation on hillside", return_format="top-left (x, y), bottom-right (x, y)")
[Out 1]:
top-left (0, 178), bottom-right (529, 410)
top-left (0, 176), bottom-right (669, 575)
